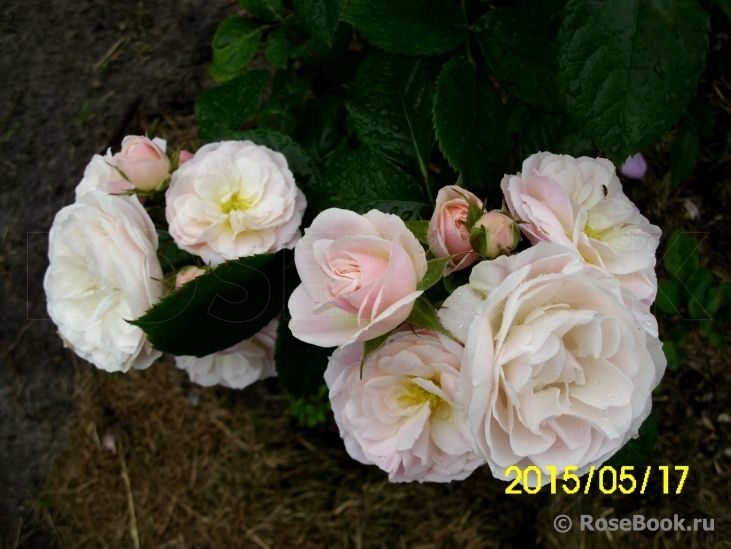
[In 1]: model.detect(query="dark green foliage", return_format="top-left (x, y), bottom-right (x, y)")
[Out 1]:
top-left (265, 27), bottom-right (289, 69)
top-left (474, 7), bottom-right (561, 110)
top-left (347, 51), bottom-right (442, 179)
top-left (433, 57), bottom-right (511, 198)
top-left (558, 0), bottom-right (709, 163)
top-left (209, 17), bottom-right (264, 82)
top-left (292, 0), bottom-right (347, 46)
top-left (238, 0), bottom-right (282, 21)
top-left (132, 254), bottom-right (284, 357)
top-left (292, 95), bottom-right (346, 160)
top-left (195, 70), bottom-right (269, 143)
top-left (308, 148), bottom-right (430, 220)
top-left (276, 316), bottom-right (334, 399)
top-left (345, 0), bottom-right (466, 56)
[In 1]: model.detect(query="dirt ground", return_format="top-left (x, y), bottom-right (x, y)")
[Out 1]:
top-left (2, 2), bottom-right (731, 548)
top-left (0, 0), bottom-right (235, 545)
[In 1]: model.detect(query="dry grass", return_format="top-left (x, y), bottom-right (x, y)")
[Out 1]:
top-left (41, 359), bottom-right (546, 549)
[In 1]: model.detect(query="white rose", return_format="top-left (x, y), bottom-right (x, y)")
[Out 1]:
top-left (175, 318), bottom-right (278, 389)
top-left (502, 152), bottom-right (661, 305)
top-left (165, 141), bottom-right (307, 266)
top-left (44, 191), bottom-right (164, 372)
top-left (438, 243), bottom-right (666, 485)
top-left (325, 329), bottom-right (484, 482)
top-left (74, 150), bottom-right (132, 199)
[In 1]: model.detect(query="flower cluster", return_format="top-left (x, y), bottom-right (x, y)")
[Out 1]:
top-left (289, 152), bottom-right (664, 485)
top-left (46, 136), bottom-right (304, 389)
top-left (46, 138), bottom-right (664, 486)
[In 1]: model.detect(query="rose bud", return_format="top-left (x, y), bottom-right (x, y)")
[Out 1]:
top-left (469, 211), bottom-right (520, 259)
top-left (178, 150), bottom-right (194, 166)
top-left (114, 135), bottom-right (171, 191)
top-left (427, 185), bottom-right (482, 275)
top-left (175, 266), bottom-right (206, 289)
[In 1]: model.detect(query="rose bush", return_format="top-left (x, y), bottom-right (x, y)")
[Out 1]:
top-left (166, 141), bottom-right (306, 266)
top-left (325, 329), bottom-right (484, 482)
top-left (176, 318), bottom-right (278, 389)
top-left (502, 152), bottom-right (661, 305)
top-left (438, 243), bottom-right (666, 485)
top-left (288, 208), bottom-right (427, 347)
top-left (44, 191), bottom-right (164, 372)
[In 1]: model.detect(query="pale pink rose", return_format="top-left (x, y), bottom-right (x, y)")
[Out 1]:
top-left (175, 318), bottom-right (278, 389)
top-left (470, 211), bottom-right (520, 259)
top-left (438, 243), bottom-right (666, 486)
top-left (428, 185), bottom-right (481, 274)
top-left (174, 266), bottom-right (207, 289)
top-left (166, 141), bottom-right (306, 266)
top-left (502, 152), bottom-right (661, 305)
top-left (325, 329), bottom-right (484, 482)
top-left (114, 136), bottom-right (171, 191)
top-left (288, 208), bottom-right (427, 347)
top-left (178, 150), bottom-right (194, 165)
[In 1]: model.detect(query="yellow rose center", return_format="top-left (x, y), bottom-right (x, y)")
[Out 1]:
top-left (221, 194), bottom-right (256, 214)
top-left (400, 381), bottom-right (450, 419)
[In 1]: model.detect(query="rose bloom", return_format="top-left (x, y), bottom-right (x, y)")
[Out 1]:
top-left (113, 136), bottom-right (171, 191)
top-left (44, 191), bottom-right (164, 372)
top-left (438, 243), bottom-right (666, 485)
top-left (502, 152), bottom-right (661, 305)
top-left (288, 208), bottom-right (427, 347)
top-left (175, 318), bottom-right (278, 389)
top-left (174, 265), bottom-right (207, 289)
top-left (325, 329), bottom-right (484, 482)
top-left (166, 141), bottom-right (306, 266)
top-left (428, 185), bottom-right (481, 274)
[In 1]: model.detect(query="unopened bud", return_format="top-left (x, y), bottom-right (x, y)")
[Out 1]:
top-left (178, 150), bottom-right (194, 166)
top-left (469, 211), bottom-right (520, 259)
top-left (175, 266), bottom-right (207, 289)
top-left (114, 135), bottom-right (171, 191)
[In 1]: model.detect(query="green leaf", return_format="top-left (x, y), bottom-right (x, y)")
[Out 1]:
top-left (649, 0), bottom-right (680, 24)
top-left (655, 278), bottom-right (682, 315)
top-left (227, 129), bottom-right (319, 192)
top-left (417, 257), bottom-right (454, 292)
top-left (474, 7), bottom-right (561, 110)
top-left (292, 0), bottom-right (347, 45)
top-left (156, 230), bottom-right (194, 271)
top-left (706, 282), bottom-right (731, 315)
top-left (195, 70), bottom-right (270, 143)
top-left (671, 121), bottom-right (700, 186)
top-left (347, 51), bottom-right (442, 179)
top-left (663, 340), bottom-right (680, 371)
top-left (264, 27), bottom-right (289, 68)
top-left (711, 0), bottom-right (731, 19)
top-left (344, 0), bottom-right (466, 56)
top-left (662, 229), bottom-right (700, 282)
top-left (309, 148), bottom-right (430, 221)
top-left (519, 110), bottom-right (593, 159)
top-left (686, 267), bottom-right (714, 319)
top-left (361, 329), bottom-right (397, 376)
top-left (558, 0), bottom-right (710, 163)
top-left (604, 414), bottom-right (658, 469)
top-left (293, 95), bottom-right (346, 160)
top-left (276, 314), bottom-right (335, 399)
top-left (209, 17), bottom-right (263, 83)
top-left (405, 296), bottom-right (459, 342)
top-left (131, 254), bottom-right (284, 357)
top-left (404, 220), bottom-right (430, 244)
top-left (238, 0), bottom-right (282, 21)
top-left (433, 57), bottom-right (511, 197)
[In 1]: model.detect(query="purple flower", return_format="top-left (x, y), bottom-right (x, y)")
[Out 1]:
top-left (621, 153), bottom-right (647, 180)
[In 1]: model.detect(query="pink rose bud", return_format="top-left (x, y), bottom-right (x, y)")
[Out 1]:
top-left (620, 153), bottom-right (647, 180)
top-left (469, 211), bottom-right (520, 259)
top-left (178, 150), bottom-right (194, 165)
top-left (114, 135), bottom-right (171, 191)
top-left (175, 266), bottom-right (207, 289)
top-left (427, 185), bottom-right (482, 275)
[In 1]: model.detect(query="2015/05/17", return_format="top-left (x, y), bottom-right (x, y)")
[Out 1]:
top-left (504, 465), bottom-right (689, 495)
